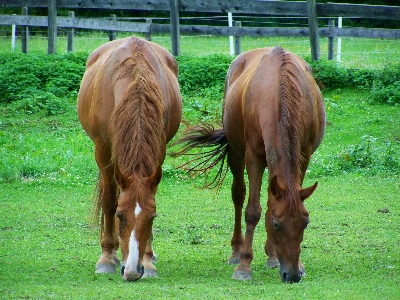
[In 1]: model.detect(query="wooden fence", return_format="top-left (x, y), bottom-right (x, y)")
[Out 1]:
top-left (0, 0), bottom-right (399, 59)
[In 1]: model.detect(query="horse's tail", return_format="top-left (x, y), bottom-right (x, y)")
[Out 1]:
top-left (90, 172), bottom-right (104, 241)
top-left (171, 123), bottom-right (229, 188)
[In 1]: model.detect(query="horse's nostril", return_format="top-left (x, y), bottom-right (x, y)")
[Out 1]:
top-left (282, 271), bottom-right (288, 282)
top-left (121, 265), bottom-right (125, 276)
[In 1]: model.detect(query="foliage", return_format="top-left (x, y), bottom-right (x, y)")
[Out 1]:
top-left (369, 60), bottom-right (400, 105)
top-left (0, 52), bottom-right (86, 106)
top-left (176, 54), bottom-right (231, 96)
top-left (307, 58), bottom-right (400, 106)
top-left (307, 58), bottom-right (374, 90)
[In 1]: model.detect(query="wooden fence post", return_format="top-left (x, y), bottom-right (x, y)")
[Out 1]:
top-left (48, 0), bottom-right (57, 54)
top-left (67, 11), bottom-right (75, 52)
top-left (145, 18), bottom-right (152, 41)
top-left (170, 0), bottom-right (180, 56)
top-left (328, 19), bottom-right (335, 60)
top-left (235, 21), bottom-right (241, 55)
top-left (109, 14), bottom-right (117, 41)
top-left (307, 0), bottom-right (320, 61)
top-left (21, 7), bottom-right (29, 53)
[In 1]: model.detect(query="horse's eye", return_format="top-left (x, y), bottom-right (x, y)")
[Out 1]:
top-left (273, 220), bottom-right (280, 230)
top-left (116, 211), bottom-right (126, 225)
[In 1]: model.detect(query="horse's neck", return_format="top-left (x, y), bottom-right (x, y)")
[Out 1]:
top-left (267, 145), bottom-right (302, 188)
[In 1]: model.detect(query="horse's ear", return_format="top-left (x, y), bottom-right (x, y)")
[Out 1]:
top-left (300, 182), bottom-right (318, 202)
top-left (146, 165), bottom-right (162, 190)
top-left (269, 175), bottom-right (284, 200)
top-left (114, 164), bottom-right (130, 190)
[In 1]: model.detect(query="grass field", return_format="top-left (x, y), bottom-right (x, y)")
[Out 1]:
top-left (0, 34), bottom-right (399, 299)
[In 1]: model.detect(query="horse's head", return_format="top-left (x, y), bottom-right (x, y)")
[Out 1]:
top-left (114, 165), bottom-right (161, 281)
top-left (266, 175), bottom-right (318, 283)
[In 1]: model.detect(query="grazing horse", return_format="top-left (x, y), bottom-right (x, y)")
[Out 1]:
top-left (77, 36), bottom-right (182, 281)
top-left (173, 47), bottom-right (325, 283)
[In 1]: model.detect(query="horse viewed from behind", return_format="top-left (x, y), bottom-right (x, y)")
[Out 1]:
top-left (77, 36), bottom-right (182, 281)
top-left (173, 46), bottom-right (325, 283)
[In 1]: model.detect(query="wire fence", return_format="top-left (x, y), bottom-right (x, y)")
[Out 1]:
top-left (0, 27), bottom-right (399, 70)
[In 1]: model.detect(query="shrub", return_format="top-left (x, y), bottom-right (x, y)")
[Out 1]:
top-left (11, 91), bottom-right (72, 116)
top-left (0, 52), bottom-right (86, 104)
top-left (348, 68), bottom-right (375, 90)
top-left (308, 59), bottom-right (351, 89)
top-left (370, 60), bottom-right (400, 105)
top-left (177, 54), bottom-right (232, 96)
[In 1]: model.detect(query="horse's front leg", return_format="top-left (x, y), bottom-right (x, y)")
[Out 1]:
top-left (232, 149), bottom-right (265, 280)
top-left (227, 150), bottom-right (246, 265)
top-left (94, 144), bottom-right (120, 274)
top-left (264, 237), bottom-right (280, 268)
top-left (142, 232), bottom-right (158, 278)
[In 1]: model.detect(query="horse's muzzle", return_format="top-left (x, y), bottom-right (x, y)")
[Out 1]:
top-left (280, 267), bottom-right (304, 283)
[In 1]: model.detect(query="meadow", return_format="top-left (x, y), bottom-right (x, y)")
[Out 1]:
top-left (0, 34), bottom-right (399, 299)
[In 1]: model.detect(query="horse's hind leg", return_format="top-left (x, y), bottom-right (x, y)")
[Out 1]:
top-left (94, 142), bottom-right (120, 274)
top-left (227, 150), bottom-right (246, 265)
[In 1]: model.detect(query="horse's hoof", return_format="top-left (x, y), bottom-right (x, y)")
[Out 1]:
top-left (266, 258), bottom-right (280, 269)
top-left (113, 256), bottom-right (121, 266)
top-left (143, 268), bottom-right (158, 278)
top-left (232, 270), bottom-right (252, 280)
top-left (300, 266), bottom-right (306, 277)
top-left (228, 257), bottom-right (240, 265)
top-left (95, 263), bottom-right (116, 274)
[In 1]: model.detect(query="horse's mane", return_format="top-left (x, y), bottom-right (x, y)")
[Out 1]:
top-left (110, 49), bottom-right (166, 178)
top-left (275, 47), bottom-right (305, 207)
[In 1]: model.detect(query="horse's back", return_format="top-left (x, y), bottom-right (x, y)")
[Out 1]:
top-left (77, 36), bottom-right (181, 144)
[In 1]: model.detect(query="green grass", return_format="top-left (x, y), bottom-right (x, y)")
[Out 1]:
top-left (0, 87), bottom-right (399, 298)
top-left (1, 176), bottom-right (399, 299)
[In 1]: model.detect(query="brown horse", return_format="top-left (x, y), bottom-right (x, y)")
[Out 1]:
top-left (173, 47), bottom-right (325, 283)
top-left (77, 36), bottom-right (182, 281)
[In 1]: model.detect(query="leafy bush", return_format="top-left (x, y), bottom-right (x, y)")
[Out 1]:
top-left (348, 68), bottom-right (375, 90)
top-left (0, 52), bottom-right (86, 105)
top-left (307, 59), bottom-right (375, 91)
top-left (177, 54), bottom-right (231, 96)
top-left (11, 91), bottom-right (71, 116)
top-left (370, 60), bottom-right (400, 105)
top-left (308, 59), bottom-right (351, 89)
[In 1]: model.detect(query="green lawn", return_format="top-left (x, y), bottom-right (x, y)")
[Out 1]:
top-left (1, 174), bottom-right (399, 299)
